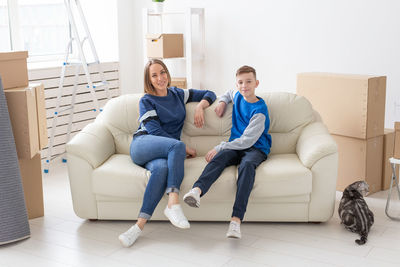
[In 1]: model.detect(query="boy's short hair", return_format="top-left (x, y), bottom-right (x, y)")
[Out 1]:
top-left (236, 65), bottom-right (257, 79)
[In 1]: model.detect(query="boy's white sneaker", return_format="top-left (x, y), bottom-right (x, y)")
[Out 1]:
top-left (119, 224), bottom-right (142, 247)
top-left (164, 204), bottom-right (190, 229)
top-left (226, 221), bottom-right (241, 239)
top-left (183, 188), bottom-right (201, 208)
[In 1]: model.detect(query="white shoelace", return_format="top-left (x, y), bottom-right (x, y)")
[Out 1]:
top-left (229, 221), bottom-right (240, 233)
top-left (170, 205), bottom-right (187, 222)
top-left (190, 188), bottom-right (200, 196)
top-left (121, 225), bottom-right (141, 243)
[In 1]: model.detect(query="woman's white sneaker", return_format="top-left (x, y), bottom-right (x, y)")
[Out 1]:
top-left (164, 204), bottom-right (190, 229)
top-left (183, 188), bottom-right (201, 208)
top-left (119, 224), bottom-right (142, 247)
top-left (226, 221), bottom-right (241, 239)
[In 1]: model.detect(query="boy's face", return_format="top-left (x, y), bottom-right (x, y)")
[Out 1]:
top-left (236, 72), bottom-right (259, 100)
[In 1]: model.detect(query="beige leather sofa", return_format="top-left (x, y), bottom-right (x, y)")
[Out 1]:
top-left (66, 92), bottom-right (338, 222)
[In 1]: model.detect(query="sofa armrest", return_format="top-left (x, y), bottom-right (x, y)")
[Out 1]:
top-left (66, 122), bottom-right (115, 169)
top-left (296, 122), bottom-right (337, 168)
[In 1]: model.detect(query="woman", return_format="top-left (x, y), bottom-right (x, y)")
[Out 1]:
top-left (119, 59), bottom-right (216, 247)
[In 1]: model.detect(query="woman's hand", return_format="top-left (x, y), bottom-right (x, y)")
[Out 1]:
top-left (194, 99), bottom-right (212, 128)
top-left (186, 146), bottom-right (197, 158)
top-left (194, 105), bottom-right (205, 128)
top-left (205, 148), bottom-right (218, 162)
top-left (214, 102), bottom-right (227, 117)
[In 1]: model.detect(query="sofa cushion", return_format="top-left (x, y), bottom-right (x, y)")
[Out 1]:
top-left (181, 154), bottom-right (312, 202)
top-left (92, 154), bottom-right (150, 200)
top-left (92, 153), bottom-right (312, 203)
top-left (93, 155), bottom-right (237, 202)
top-left (180, 157), bottom-right (237, 202)
top-left (180, 135), bottom-right (229, 157)
top-left (252, 153), bottom-right (312, 199)
top-left (183, 102), bottom-right (232, 137)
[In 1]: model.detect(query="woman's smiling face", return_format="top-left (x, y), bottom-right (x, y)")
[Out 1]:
top-left (149, 63), bottom-right (168, 95)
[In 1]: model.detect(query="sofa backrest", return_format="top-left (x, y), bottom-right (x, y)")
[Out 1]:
top-left (96, 91), bottom-right (314, 156)
top-left (262, 92), bottom-right (314, 154)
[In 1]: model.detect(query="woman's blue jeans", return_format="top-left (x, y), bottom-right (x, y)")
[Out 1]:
top-left (130, 134), bottom-right (186, 220)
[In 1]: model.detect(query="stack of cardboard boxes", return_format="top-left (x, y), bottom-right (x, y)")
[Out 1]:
top-left (382, 128), bottom-right (400, 190)
top-left (146, 34), bottom-right (184, 59)
top-left (386, 123), bottom-right (400, 188)
top-left (297, 73), bottom-right (397, 194)
top-left (0, 51), bottom-right (47, 219)
top-left (171, 77), bottom-right (187, 89)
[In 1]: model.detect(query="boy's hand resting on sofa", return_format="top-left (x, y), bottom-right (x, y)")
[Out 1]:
top-left (214, 101), bottom-right (227, 117)
top-left (205, 148), bottom-right (218, 162)
top-left (186, 146), bottom-right (197, 158)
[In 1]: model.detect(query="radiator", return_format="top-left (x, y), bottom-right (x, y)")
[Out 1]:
top-left (28, 62), bottom-right (120, 162)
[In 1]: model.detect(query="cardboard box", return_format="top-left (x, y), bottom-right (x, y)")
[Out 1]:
top-left (171, 77), bottom-right (187, 89)
top-left (32, 83), bottom-right (48, 149)
top-left (394, 122), bottom-right (400, 159)
top-left (333, 134), bottom-right (383, 194)
top-left (297, 73), bottom-right (386, 139)
top-left (5, 86), bottom-right (40, 159)
top-left (18, 153), bottom-right (44, 219)
top-left (382, 129), bottom-right (399, 190)
top-left (146, 34), bottom-right (184, 58)
top-left (0, 51), bottom-right (29, 89)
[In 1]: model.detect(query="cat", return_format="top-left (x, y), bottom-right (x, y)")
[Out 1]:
top-left (338, 181), bottom-right (374, 245)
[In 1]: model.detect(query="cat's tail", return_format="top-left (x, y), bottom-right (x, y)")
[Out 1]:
top-left (355, 233), bottom-right (367, 245)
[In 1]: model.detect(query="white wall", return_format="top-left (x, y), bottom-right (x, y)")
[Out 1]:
top-left (80, 0), bottom-right (119, 62)
top-left (117, 0), bottom-right (138, 94)
top-left (117, 0), bottom-right (400, 128)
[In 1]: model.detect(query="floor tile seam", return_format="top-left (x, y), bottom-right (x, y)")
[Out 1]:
top-left (10, 245), bottom-right (75, 267)
top-left (108, 244), bottom-right (209, 267)
top-left (249, 236), bottom-right (373, 262)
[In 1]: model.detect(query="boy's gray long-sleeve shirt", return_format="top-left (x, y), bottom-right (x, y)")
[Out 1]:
top-left (215, 89), bottom-right (267, 153)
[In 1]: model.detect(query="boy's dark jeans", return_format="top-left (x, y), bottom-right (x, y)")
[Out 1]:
top-left (193, 147), bottom-right (268, 221)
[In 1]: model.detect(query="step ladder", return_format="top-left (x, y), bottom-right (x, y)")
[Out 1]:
top-left (44, 0), bottom-right (111, 173)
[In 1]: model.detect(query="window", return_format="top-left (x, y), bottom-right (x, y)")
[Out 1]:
top-left (0, 0), bottom-right (11, 50)
top-left (19, 0), bottom-right (70, 59)
top-left (1, 0), bottom-right (118, 65)
top-left (2, 0), bottom-right (70, 62)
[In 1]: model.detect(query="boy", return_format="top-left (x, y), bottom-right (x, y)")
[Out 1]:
top-left (183, 65), bottom-right (271, 238)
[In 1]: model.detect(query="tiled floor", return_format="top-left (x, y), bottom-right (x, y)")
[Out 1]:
top-left (1, 161), bottom-right (400, 267)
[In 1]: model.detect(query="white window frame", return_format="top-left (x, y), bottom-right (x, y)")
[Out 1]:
top-left (7, 0), bottom-right (22, 51)
top-left (6, 0), bottom-right (73, 64)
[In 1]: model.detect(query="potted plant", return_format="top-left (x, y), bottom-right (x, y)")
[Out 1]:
top-left (152, 0), bottom-right (165, 14)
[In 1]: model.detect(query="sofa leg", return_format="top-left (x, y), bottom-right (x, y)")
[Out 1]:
top-left (89, 219), bottom-right (98, 222)
top-left (309, 221), bottom-right (321, 224)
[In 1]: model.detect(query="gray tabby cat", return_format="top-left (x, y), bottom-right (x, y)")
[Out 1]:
top-left (338, 181), bottom-right (374, 245)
